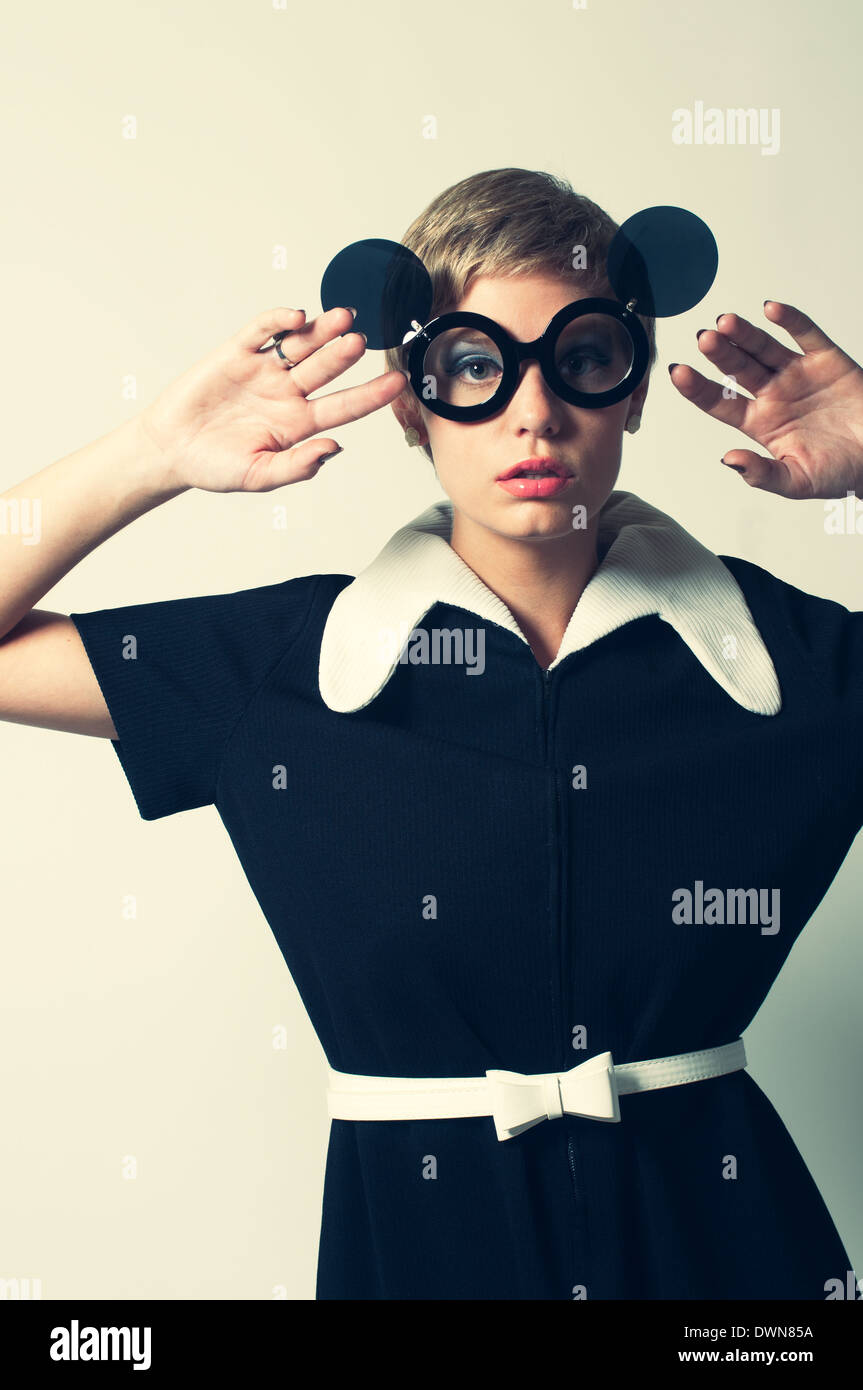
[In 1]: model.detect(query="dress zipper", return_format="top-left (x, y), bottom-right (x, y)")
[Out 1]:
top-left (540, 668), bottom-right (582, 1219)
top-left (539, 668), bottom-right (562, 1047)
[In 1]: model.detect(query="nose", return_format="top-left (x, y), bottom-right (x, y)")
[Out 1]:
top-left (507, 359), bottom-right (565, 434)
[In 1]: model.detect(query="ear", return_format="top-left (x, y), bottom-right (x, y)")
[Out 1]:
top-left (390, 391), bottom-right (428, 445)
top-left (627, 377), bottom-right (649, 423)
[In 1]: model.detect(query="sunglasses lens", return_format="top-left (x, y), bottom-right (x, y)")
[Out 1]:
top-left (554, 314), bottom-right (635, 395)
top-left (420, 328), bottom-right (504, 410)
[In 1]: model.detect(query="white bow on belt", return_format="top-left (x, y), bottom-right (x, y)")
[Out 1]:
top-left (486, 1050), bottom-right (620, 1141)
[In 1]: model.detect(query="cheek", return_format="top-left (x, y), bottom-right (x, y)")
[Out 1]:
top-left (570, 409), bottom-right (625, 448)
top-left (425, 415), bottom-right (474, 459)
top-left (597, 401), bottom-right (629, 436)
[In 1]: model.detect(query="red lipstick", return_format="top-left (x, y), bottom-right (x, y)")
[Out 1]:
top-left (496, 457), bottom-right (573, 499)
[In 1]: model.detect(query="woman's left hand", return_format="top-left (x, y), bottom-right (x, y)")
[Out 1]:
top-left (668, 301), bottom-right (863, 499)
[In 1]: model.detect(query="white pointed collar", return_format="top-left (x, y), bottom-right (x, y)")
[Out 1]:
top-left (318, 489), bottom-right (782, 717)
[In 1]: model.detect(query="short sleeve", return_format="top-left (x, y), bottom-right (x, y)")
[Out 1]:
top-left (69, 575), bottom-right (320, 821)
top-left (721, 554), bottom-right (863, 828)
top-left (720, 554), bottom-right (863, 707)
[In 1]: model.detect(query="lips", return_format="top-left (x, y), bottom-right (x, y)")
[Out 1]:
top-left (496, 457), bottom-right (572, 481)
top-left (496, 457), bottom-right (574, 500)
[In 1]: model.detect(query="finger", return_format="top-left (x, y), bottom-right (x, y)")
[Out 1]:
top-left (235, 307), bottom-right (307, 352)
top-left (256, 306), bottom-right (359, 377)
top-left (713, 311), bottom-right (798, 371)
top-left (762, 300), bottom-right (836, 354)
top-left (695, 327), bottom-right (774, 394)
top-left (667, 361), bottom-right (751, 429)
top-left (244, 437), bottom-right (345, 491)
top-left (302, 368), bottom-right (410, 434)
top-left (286, 327), bottom-right (370, 396)
top-left (719, 447), bottom-right (796, 496)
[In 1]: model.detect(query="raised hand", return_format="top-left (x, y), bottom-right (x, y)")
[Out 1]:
top-left (667, 301), bottom-right (863, 499)
top-left (137, 306), bottom-right (408, 493)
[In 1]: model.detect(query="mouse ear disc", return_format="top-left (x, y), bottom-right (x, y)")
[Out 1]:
top-left (607, 206), bottom-right (718, 317)
top-left (319, 238), bottom-right (433, 350)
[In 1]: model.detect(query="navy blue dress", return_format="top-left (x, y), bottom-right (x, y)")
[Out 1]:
top-left (69, 491), bottom-right (861, 1299)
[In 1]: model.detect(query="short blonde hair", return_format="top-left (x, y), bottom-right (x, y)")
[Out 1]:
top-left (384, 167), bottom-right (658, 463)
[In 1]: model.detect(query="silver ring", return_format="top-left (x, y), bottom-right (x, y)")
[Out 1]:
top-left (257, 330), bottom-right (295, 368)
top-left (274, 333), bottom-right (295, 368)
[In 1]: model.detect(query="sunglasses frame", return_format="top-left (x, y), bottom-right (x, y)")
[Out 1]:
top-left (405, 297), bottom-right (650, 422)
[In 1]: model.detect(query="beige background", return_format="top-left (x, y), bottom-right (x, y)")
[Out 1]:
top-left (1, 0), bottom-right (861, 1299)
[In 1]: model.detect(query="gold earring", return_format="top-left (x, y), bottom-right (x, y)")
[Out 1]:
top-left (624, 414), bottom-right (641, 435)
top-left (404, 427), bottom-right (421, 447)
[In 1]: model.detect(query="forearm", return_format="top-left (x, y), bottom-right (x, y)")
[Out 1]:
top-left (0, 415), bottom-right (189, 639)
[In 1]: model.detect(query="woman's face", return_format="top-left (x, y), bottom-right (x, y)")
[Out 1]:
top-left (392, 270), bottom-right (649, 544)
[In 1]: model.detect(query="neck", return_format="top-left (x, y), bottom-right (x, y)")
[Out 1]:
top-left (448, 508), bottom-right (601, 669)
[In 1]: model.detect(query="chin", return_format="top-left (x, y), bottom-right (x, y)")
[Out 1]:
top-left (493, 499), bottom-right (582, 540)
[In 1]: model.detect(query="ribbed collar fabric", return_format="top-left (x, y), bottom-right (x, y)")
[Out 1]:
top-left (318, 489), bottom-right (782, 718)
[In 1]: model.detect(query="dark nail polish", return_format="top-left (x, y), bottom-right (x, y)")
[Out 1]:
top-left (696, 329), bottom-right (708, 340)
top-left (667, 363), bottom-right (679, 373)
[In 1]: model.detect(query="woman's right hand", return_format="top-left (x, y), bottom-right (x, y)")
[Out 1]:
top-left (136, 306), bottom-right (408, 493)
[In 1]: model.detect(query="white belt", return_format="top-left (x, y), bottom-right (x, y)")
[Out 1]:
top-left (326, 1039), bottom-right (747, 1142)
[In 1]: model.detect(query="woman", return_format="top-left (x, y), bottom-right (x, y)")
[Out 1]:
top-left (1, 167), bottom-right (861, 1300)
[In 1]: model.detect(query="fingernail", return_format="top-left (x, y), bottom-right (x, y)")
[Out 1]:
top-left (346, 307), bottom-right (358, 318)
top-left (715, 314), bottom-right (725, 326)
top-left (319, 446), bottom-right (343, 464)
top-left (696, 328), bottom-right (707, 340)
top-left (667, 363), bottom-right (679, 373)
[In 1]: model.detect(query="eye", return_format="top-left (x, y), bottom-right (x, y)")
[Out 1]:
top-left (422, 327), bottom-right (506, 404)
top-left (560, 343), bottom-right (612, 379)
top-left (554, 316), bottom-right (633, 392)
top-left (447, 352), bottom-right (503, 383)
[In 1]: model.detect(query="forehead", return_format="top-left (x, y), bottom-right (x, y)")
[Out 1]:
top-left (454, 271), bottom-right (613, 332)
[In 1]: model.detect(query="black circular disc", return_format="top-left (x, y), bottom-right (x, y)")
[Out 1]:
top-left (319, 238), bottom-right (433, 351)
top-left (607, 206), bottom-right (718, 318)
